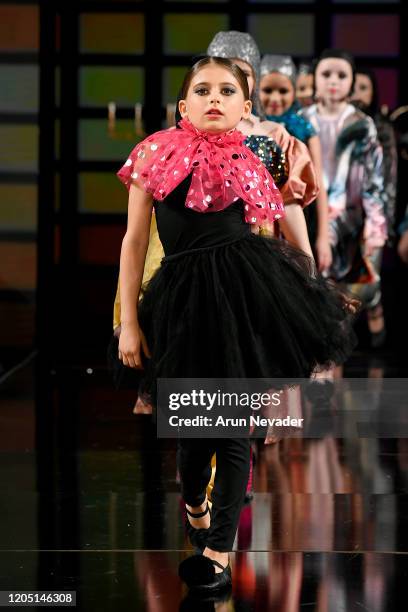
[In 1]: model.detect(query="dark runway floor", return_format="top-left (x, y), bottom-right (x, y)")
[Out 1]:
top-left (0, 350), bottom-right (407, 611)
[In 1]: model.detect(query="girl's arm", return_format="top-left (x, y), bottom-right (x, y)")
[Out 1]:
top-left (278, 204), bottom-right (314, 259)
top-left (119, 182), bottom-right (153, 368)
top-left (308, 135), bottom-right (332, 272)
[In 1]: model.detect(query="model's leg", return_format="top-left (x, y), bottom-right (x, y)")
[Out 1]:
top-left (204, 437), bottom-right (251, 569)
top-left (177, 437), bottom-right (215, 529)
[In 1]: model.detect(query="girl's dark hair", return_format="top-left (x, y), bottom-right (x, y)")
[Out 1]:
top-left (354, 67), bottom-right (378, 116)
top-left (313, 48), bottom-right (356, 96)
top-left (180, 56), bottom-right (250, 101)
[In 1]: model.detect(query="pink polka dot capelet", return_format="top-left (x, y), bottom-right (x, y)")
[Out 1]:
top-left (117, 117), bottom-right (285, 226)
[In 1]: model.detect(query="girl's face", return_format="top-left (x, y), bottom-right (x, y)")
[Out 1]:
top-left (351, 73), bottom-right (373, 108)
top-left (259, 72), bottom-right (295, 116)
top-left (230, 59), bottom-right (255, 98)
top-left (315, 58), bottom-right (353, 103)
top-left (296, 73), bottom-right (314, 106)
top-left (178, 65), bottom-right (251, 133)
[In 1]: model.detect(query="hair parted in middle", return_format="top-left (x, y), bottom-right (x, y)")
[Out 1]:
top-left (180, 56), bottom-right (250, 101)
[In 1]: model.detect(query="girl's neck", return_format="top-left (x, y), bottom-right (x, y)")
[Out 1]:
top-left (317, 98), bottom-right (348, 118)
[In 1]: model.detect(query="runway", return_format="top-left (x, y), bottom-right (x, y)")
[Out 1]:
top-left (0, 350), bottom-right (407, 611)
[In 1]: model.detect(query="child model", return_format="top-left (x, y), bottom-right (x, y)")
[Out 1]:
top-left (116, 57), bottom-right (356, 593)
top-left (351, 68), bottom-right (397, 346)
top-left (303, 50), bottom-right (387, 321)
top-left (259, 54), bottom-right (331, 271)
top-left (260, 55), bottom-right (316, 143)
top-left (113, 33), bottom-right (320, 391)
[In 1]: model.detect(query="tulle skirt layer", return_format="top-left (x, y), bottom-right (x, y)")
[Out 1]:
top-left (109, 233), bottom-right (357, 398)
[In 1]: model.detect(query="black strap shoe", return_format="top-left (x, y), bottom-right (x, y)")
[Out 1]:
top-left (185, 503), bottom-right (211, 553)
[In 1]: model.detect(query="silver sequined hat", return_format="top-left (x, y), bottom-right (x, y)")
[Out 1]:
top-left (260, 55), bottom-right (297, 86)
top-left (207, 31), bottom-right (261, 81)
top-left (298, 62), bottom-right (312, 77)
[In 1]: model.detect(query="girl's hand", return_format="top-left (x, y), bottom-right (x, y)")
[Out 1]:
top-left (340, 293), bottom-right (361, 315)
top-left (118, 322), bottom-right (151, 369)
top-left (315, 235), bottom-right (332, 273)
top-left (325, 279), bottom-right (360, 315)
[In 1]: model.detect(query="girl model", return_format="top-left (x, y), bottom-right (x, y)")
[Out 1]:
top-left (303, 50), bottom-right (387, 325)
top-left (259, 54), bottom-right (331, 271)
top-left (116, 57), bottom-right (356, 593)
top-left (112, 33), bottom-right (319, 401)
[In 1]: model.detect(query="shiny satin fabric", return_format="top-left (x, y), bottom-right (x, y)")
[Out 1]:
top-left (277, 126), bottom-right (319, 208)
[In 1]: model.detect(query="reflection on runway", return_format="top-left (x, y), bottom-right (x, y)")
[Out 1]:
top-left (0, 550), bottom-right (405, 611)
top-left (0, 352), bottom-right (407, 610)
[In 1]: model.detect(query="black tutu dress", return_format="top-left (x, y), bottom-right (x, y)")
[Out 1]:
top-left (117, 176), bottom-right (356, 402)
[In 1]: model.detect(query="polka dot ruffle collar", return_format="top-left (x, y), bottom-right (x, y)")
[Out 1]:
top-left (117, 118), bottom-right (284, 225)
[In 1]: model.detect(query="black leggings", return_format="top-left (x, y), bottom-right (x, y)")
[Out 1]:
top-left (177, 437), bottom-right (251, 552)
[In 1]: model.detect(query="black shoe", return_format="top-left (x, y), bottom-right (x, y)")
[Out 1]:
top-left (185, 503), bottom-right (211, 553)
top-left (178, 554), bottom-right (231, 594)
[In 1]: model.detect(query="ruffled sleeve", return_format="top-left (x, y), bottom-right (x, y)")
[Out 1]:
top-left (117, 152), bottom-right (140, 190)
top-left (265, 122), bottom-right (319, 207)
top-left (117, 127), bottom-right (177, 192)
